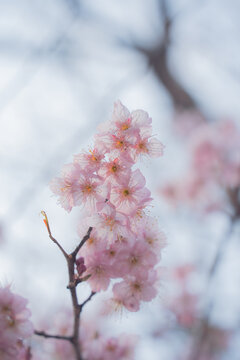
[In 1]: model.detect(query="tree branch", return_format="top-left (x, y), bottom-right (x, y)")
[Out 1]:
top-left (80, 292), bottom-right (96, 313)
top-left (41, 211), bottom-right (68, 259)
top-left (71, 227), bottom-right (93, 258)
top-left (188, 217), bottom-right (237, 360)
top-left (34, 330), bottom-right (72, 342)
top-left (37, 215), bottom-right (95, 360)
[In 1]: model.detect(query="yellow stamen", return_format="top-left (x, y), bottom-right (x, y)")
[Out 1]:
top-left (121, 123), bottom-right (129, 131)
top-left (116, 140), bottom-right (124, 148)
top-left (122, 189), bottom-right (130, 196)
top-left (133, 282), bottom-right (141, 291)
top-left (138, 142), bottom-right (148, 153)
top-left (82, 184), bottom-right (93, 193)
top-left (130, 256), bottom-right (138, 265)
top-left (89, 150), bottom-right (98, 162)
top-left (111, 165), bottom-right (117, 172)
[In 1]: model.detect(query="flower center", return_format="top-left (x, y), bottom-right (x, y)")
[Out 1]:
top-left (89, 150), bottom-right (99, 162)
top-left (122, 189), bottom-right (130, 196)
top-left (146, 237), bottom-right (154, 245)
top-left (83, 184), bottom-right (93, 193)
top-left (130, 255), bottom-right (138, 265)
top-left (133, 282), bottom-right (141, 291)
top-left (95, 266), bottom-right (103, 274)
top-left (104, 215), bottom-right (115, 231)
top-left (111, 165), bottom-right (118, 172)
top-left (138, 142), bottom-right (148, 153)
top-left (116, 140), bottom-right (124, 148)
top-left (121, 123), bottom-right (129, 131)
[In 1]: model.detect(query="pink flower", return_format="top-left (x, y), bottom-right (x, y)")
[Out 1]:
top-left (98, 157), bottom-right (131, 184)
top-left (50, 163), bottom-right (82, 212)
top-left (137, 216), bottom-right (167, 254)
top-left (0, 286), bottom-right (33, 360)
top-left (110, 169), bottom-right (152, 215)
top-left (50, 101), bottom-right (165, 311)
top-left (113, 271), bottom-right (158, 312)
top-left (84, 252), bottom-right (114, 292)
top-left (131, 109), bottom-right (152, 134)
top-left (117, 240), bottom-right (158, 276)
top-left (74, 148), bottom-right (104, 172)
top-left (132, 134), bottom-right (164, 161)
top-left (112, 100), bottom-right (132, 132)
top-left (95, 131), bottom-right (137, 163)
top-left (73, 171), bottom-right (108, 213)
top-left (87, 204), bottom-right (131, 243)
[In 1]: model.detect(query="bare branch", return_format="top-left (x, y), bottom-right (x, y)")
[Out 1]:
top-left (80, 292), bottom-right (96, 313)
top-left (34, 330), bottom-right (73, 342)
top-left (39, 222), bottom-right (96, 360)
top-left (71, 226), bottom-right (93, 259)
top-left (41, 211), bottom-right (68, 259)
top-left (189, 218), bottom-right (237, 360)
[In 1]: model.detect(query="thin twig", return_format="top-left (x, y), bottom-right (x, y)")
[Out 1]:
top-left (189, 217), bottom-right (237, 360)
top-left (34, 330), bottom-right (73, 342)
top-left (80, 292), bottom-right (96, 313)
top-left (71, 227), bottom-right (93, 258)
top-left (41, 211), bottom-right (68, 259)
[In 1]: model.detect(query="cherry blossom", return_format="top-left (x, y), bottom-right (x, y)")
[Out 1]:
top-left (51, 100), bottom-right (165, 313)
top-left (0, 285), bottom-right (33, 360)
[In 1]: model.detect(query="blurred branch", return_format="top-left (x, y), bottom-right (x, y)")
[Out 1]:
top-left (189, 214), bottom-right (237, 360)
top-left (131, 0), bottom-right (202, 114)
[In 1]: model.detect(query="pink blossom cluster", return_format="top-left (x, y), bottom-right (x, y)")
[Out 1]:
top-left (51, 100), bottom-right (166, 311)
top-left (166, 264), bottom-right (199, 329)
top-left (161, 119), bottom-right (240, 213)
top-left (0, 285), bottom-right (33, 360)
top-left (34, 310), bottom-right (137, 360)
top-left (153, 264), bottom-right (230, 360)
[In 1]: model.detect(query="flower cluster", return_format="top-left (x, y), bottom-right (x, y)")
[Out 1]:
top-left (51, 100), bottom-right (165, 311)
top-left (34, 309), bottom-right (137, 360)
top-left (152, 264), bottom-right (231, 360)
top-left (166, 264), bottom-right (199, 329)
top-left (81, 324), bottom-right (137, 360)
top-left (161, 119), bottom-right (240, 214)
top-left (0, 285), bottom-right (33, 360)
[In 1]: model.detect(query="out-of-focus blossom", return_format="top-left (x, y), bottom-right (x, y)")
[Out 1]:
top-left (160, 119), bottom-right (240, 215)
top-left (33, 309), bottom-right (137, 360)
top-left (0, 285), bottom-right (33, 360)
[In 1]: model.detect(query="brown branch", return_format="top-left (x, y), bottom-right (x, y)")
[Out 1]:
top-left (67, 275), bottom-right (92, 289)
top-left (80, 291), bottom-right (96, 313)
top-left (129, 0), bottom-right (205, 118)
top-left (41, 211), bottom-right (68, 259)
top-left (188, 218), bottom-right (237, 360)
top-left (71, 227), bottom-right (93, 258)
top-left (38, 215), bottom-right (95, 360)
top-left (34, 330), bottom-right (73, 342)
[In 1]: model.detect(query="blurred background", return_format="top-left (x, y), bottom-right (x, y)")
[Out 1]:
top-left (0, 0), bottom-right (240, 359)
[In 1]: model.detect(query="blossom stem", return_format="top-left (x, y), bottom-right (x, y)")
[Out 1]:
top-left (80, 291), bottom-right (96, 313)
top-left (34, 330), bottom-right (72, 341)
top-left (71, 227), bottom-right (93, 257)
top-left (37, 217), bottom-right (94, 360)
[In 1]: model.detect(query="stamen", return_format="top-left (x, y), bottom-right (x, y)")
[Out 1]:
top-left (130, 256), bottom-right (138, 265)
top-left (122, 189), bottom-right (130, 196)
